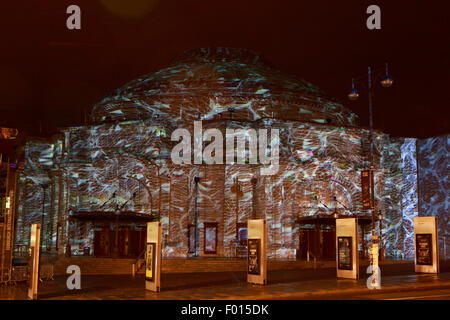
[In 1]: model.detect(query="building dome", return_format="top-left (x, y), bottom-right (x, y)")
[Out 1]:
top-left (91, 47), bottom-right (359, 126)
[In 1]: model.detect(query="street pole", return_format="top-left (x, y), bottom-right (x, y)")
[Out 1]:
top-left (194, 177), bottom-right (200, 257)
top-left (349, 63), bottom-right (393, 273)
top-left (368, 67), bottom-right (379, 285)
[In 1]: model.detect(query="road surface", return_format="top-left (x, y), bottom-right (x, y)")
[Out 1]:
top-left (306, 288), bottom-right (450, 300)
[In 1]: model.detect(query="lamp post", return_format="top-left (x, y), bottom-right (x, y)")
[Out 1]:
top-left (193, 176), bottom-right (200, 257)
top-left (348, 63), bottom-right (393, 260)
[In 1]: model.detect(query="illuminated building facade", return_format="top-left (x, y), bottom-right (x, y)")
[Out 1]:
top-left (12, 48), bottom-right (449, 260)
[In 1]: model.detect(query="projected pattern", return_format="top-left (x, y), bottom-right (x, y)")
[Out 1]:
top-left (400, 138), bottom-right (419, 258)
top-left (418, 135), bottom-right (449, 258)
top-left (91, 47), bottom-right (358, 127)
top-left (14, 48), bottom-right (425, 259)
top-left (15, 123), bottom-right (420, 258)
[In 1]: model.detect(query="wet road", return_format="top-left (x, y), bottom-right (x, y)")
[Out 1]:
top-left (0, 271), bottom-right (449, 300)
top-left (1, 261), bottom-right (449, 300)
top-left (313, 288), bottom-right (450, 300)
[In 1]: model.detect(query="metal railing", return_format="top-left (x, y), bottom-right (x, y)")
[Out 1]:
top-left (306, 250), bottom-right (317, 269)
top-left (131, 248), bottom-right (146, 277)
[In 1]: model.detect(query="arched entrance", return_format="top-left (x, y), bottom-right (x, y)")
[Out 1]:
top-left (67, 155), bottom-right (156, 258)
top-left (294, 178), bottom-right (356, 261)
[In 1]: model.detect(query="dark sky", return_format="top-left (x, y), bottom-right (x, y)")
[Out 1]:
top-left (1, 0), bottom-right (448, 138)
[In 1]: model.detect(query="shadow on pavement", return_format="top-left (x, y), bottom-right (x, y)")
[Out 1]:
top-left (38, 286), bottom-right (112, 299)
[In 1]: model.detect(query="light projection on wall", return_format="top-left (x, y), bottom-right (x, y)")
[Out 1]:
top-left (417, 135), bottom-right (449, 259)
top-left (14, 48), bottom-right (438, 260)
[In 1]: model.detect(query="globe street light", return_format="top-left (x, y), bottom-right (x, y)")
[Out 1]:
top-left (348, 78), bottom-right (359, 100)
top-left (381, 63), bottom-right (393, 88)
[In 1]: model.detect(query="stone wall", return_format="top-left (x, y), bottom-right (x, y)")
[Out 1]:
top-left (14, 119), bottom-right (414, 259)
top-left (418, 135), bottom-right (449, 259)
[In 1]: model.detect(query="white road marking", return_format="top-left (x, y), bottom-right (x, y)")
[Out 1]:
top-left (386, 293), bottom-right (450, 300)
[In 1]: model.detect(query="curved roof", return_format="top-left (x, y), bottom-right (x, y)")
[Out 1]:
top-left (91, 47), bottom-right (359, 126)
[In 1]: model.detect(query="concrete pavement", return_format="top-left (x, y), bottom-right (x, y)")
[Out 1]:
top-left (1, 262), bottom-right (450, 300)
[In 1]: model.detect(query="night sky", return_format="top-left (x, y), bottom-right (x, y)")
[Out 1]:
top-left (1, 0), bottom-right (448, 138)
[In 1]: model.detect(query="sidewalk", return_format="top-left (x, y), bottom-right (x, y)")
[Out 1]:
top-left (1, 263), bottom-right (450, 300)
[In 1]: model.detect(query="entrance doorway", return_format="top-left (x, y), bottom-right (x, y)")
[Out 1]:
top-left (94, 227), bottom-right (110, 257)
top-left (297, 228), bottom-right (336, 261)
top-left (118, 226), bottom-right (130, 257)
top-left (94, 225), bottom-right (146, 258)
top-left (322, 229), bottom-right (336, 260)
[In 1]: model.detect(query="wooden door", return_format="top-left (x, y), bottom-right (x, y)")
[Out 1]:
top-left (128, 227), bottom-right (146, 257)
top-left (138, 227), bottom-right (146, 256)
top-left (297, 229), bottom-right (308, 260)
top-left (306, 229), bottom-right (320, 259)
top-left (118, 226), bottom-right (130, 257)
top-left (94, 227), bottom-right (110, 257)
top-left (322, 229), bottom-right (336, 260)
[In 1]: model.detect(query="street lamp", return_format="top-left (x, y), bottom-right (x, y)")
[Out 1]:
top-left (380, 63), bottom-right (393, 88)
top-left (348, 63), bottom-right (393, 258)
top-left (348, 78), bottom-right (359, 100)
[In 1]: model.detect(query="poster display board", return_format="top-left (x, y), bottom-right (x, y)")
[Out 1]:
top-left (204, 223), bottom-right (218, 254)
top-left (145, 242), bottom-right (155, 281)
top-left (414, 217), bottom-right (439, 273)
top-left (237, 223), bottom-right (248, 245)
top-left (336, 218), bottom-right (359, 279)
top-left (28, 224), bottom-right (40, 300)
top-left (145, 222), bottom-right (161, 292)
top-left (337, 236), bottom-right (353, 270)
top-left (247, 239), bottom-right (260, 275)
top-left (1, 191), bottom-right (15, 283)
top-left (247, 219), bottom-right (266, 285)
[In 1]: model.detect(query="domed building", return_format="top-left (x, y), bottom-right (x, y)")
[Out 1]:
top-left (91, 47), bottom-right (358, 127)
top-left (13, 48), bottom-right (432, 263)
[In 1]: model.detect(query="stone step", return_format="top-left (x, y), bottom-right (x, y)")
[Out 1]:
top-left (51, 257), bottom-right (329, 275)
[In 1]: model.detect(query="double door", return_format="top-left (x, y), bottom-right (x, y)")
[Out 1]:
top-left (298, 228), bottom-right (336, 260)
top-left (94, 225), bottom-right (146, 257)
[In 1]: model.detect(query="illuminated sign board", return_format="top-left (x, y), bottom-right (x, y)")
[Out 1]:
top-left (416, 234), bottom-right (433, 266)
top-left (145, 222), bottom-right (161, 292)
top-left (247, 219), bottom-right (266, 285)
top-left (145, 242), bottom-right (156, 281)
top-left (248, 239), bottom-right (261, 275)
top-left (414, 217), bottom-right (439, 274)
top-left (336, 218), bottom-right (359, 279)
top-left (338, 236), bottom-right (353, 270)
